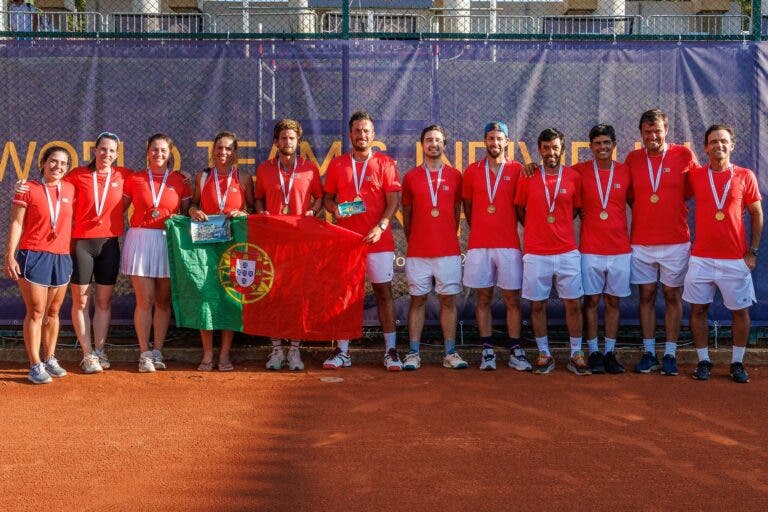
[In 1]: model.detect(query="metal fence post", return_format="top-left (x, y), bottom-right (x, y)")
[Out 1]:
top-left (753, 0), bottom-right (762, 40)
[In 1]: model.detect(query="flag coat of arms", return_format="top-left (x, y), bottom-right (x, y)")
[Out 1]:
top-left (166, 215), bottom-right (367, 341)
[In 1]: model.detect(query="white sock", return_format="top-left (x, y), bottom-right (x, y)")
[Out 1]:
top-left (664, 341), bottom-right (677, 356)
top-left (642, 339), bottom-right (656, 354)
top-left (587, 337), bottom-right (599, 354)
top-left (337, 339), bottom-right (350, 353)
top-left (604, 337), bottom-right (616, 353)
top-left (270, 337), bottom-right (282, 347)
top-left (569, 337), bottom-right (583, 356)
top-left (732, 346), bottom-right (746, 363)
top-left (383, 332), bottom-right (397, 351)
top-left (696, 347), bottom-right (710, 362)
top-left (535, 336), bottom-right (550, 356)
top-left (289, 340), bottom-right (300, 349)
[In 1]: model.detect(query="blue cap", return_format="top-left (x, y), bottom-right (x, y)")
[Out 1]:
top-left (484, 122), bottom-right (509, 137)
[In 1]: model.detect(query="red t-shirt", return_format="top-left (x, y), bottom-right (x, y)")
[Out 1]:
top-left (462, 159), bottom-right (522, 250)
top-left (324, 151), bottom-right (402, 253)
top-left (254, 158), bottom-right (323, 215)
top-left (687, 164), bottom-right (762, 259)
top-left (198, 168), bottom-right (248, 215)
top-left (402, 165), bottom-right (462, 257)
top-left (124, 170), bottom-right (192, 230)
top-left (573, 160), bottom-right (631, 255)
top-left (624, 144), bottom-right (696, 245)
top-left (13, 180), bottom-right (76, 254)
top-left (65, 166), bottom-right (131, 239)
top-left (515, 166), bottom-right (582, 255)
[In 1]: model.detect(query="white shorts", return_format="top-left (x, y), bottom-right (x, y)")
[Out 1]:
top-left (683, 256), bottom-right (756, 311)
top-left (120, 228), bottom-right (170, 278)
top-left (405, 256), bottom-right (462, 296)
top-left (367, 251), bottom-right (394, 284)
top-left (462, 248), bottom-right (522, 290)
top-left (581, 252), bottom-right (631, 297)
top-left (522, 250), bottom-right (583, 301)
top-left (631, 242), bottom-right (690, 288)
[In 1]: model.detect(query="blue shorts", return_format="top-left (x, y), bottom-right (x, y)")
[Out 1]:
top-left (16, 250), bottom-right (72, 287)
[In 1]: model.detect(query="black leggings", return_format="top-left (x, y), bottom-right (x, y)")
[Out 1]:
top-left (71, 237), bottom-right (121, 285)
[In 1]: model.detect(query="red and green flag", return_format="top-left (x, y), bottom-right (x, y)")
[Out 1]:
top-left (166, 215), bottom-right (367, 341)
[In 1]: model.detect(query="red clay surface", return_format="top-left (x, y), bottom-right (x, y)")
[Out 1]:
top-left (2, 362), bottom-right (767, 511)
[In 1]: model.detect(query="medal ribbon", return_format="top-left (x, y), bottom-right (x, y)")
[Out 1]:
top-left (484, 158), bottom-right (505, 205)
top-left (147, 168), bottom-right (169, 211)
top-left (44, 182), bottom-right (62, 233)
top-left (540, 165), bottom-right (563, 215)
top-left (278, 158), bottom-right (298, 208)
top-left (707, 165), bottom-right (733, 213)
top-left (592, 160), bottom-right (615, 211)
top-left (213, 166), bottom-right (235, 213)
top-left (423, 164), bottom-right (443, 210)
top-left (645, 145), bottom-right (668, 196)
top-left (351, 153), bottom-right (372, 198)
top-left (92, 167), bottom-right (112, 219)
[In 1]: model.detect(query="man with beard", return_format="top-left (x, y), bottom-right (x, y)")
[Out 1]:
top-left (624, 109), bottom-right (697, 376)
top-left (462, 122), bottom-right (530, 371)
top-left (401, 125), bottom-right (463, 370)
top-left (254, 119), bottom-right (323, 371)
top-left (572, 125), bottom-right (631, 374)
top-left (515, 128), bottom-right (587, 375)
top-left (323, 111), bottom-right (403, 371)
top-left (685, 125), bottom-right (762, 383)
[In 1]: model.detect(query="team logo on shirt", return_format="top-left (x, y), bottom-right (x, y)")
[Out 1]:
top-left (218, 243), bottom-right (274, 304)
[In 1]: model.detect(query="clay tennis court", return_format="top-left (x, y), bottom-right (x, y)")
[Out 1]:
top-left (2, 361), bottom-right (767, 511)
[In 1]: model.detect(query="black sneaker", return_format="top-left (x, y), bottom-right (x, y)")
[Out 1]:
top-left (660, 354), bottom-right (679, 376)
top-left (692, 360), bottom-right (712, 381)
top-left (603, 351), bottom-right (625, 374)
top-left (634, 351), bottom-right (660, 373)
top-left (587, 351), bottom-right (605, 374)
top-left (729, 362), bottom-right (750, 383)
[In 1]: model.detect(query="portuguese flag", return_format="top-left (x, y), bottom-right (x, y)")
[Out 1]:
top-left (166, 215), bottom-right (367, 341)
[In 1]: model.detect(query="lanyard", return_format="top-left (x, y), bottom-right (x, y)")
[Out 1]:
top-left (213, 166), bottom-right (235, 213)
top-left (351, 153), bottom-right (371, 197)
top-left (592, 160), bottom-right (615, 211)
top-left (484, 158), bottom-right (505, 204)
top-left (540, 165), bottom-right (563, 214)
top-left (645, 145), bottom-right (668, 195)
top-left (278, 158), bottom-right (298, 207)
top-left (708, 165), bottom-right (733, 212)
top-left (147, 168), bottom-right (169, 209)
top-left (423, 163), bottom-right (443, 209)
top-left (92, 167), bottom-right (112, 218)
top-left (44, 182), bottom-right (62, 233)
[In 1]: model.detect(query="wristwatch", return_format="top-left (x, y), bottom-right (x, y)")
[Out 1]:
top-left (749, 247), bottom-right (759, 257)
top-left (378, 221), bottom-right (388, 231)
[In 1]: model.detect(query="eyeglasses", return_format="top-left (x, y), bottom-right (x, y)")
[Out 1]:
top-left (96, 131), bottom-right (120, 143)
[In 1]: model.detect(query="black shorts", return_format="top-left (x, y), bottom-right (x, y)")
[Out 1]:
top-left (71, 237), bottom-right (121, 286)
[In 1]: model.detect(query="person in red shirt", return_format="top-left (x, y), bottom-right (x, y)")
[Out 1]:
top-left (462, 121), bottom-right (529, 371)
top-left (684, 125), bottom-right (763, 383)
top-left (121, 133), bottom-right (192, 373)
top-left (254, 119), bottom-right (323, 372)
top-left (5, 147), bottom-right (74, 384)
top-left (572, 125), bottom-right (631, 374)
top-left (322, 111), bottom-right (402, 371)
top-left (624, 109), bottom-right (697, 376)
top-left (401, 125), bottom-right (463, 370)
top-left (516, 128), bottom-right (587, 376)
top-left (189, 131), bottom-right (254, 372)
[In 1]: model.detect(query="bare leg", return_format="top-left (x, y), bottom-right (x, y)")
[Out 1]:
top-left (372, 281), bottom-right (396, 332)
top-left (437, 293), bottom-right (457, 342)
top-left (41, 285), bottom-right (68, 360)
top-left (603, 294), bottom-right (621, 340)
top-left (92, 283), bottom-right (115, 351)
top-left (153, 278), bottom-right (172, 351)
top-left (407, 294), bottom-right (428, 343)
top-left (130, 275), bottom-right (155, 353)
top-left (500, 289), bottom-right (521, 339)
top-left (70, 283), bottom-right (93, 355)
top-left (18, 279), bottom-right (46, 365)
top-left (474, 287), bottom-right (494, 338)
top-left (689, 303), bottom-right (710, 349)
top-left (563, 298), bottom-right (583, 338)
top-left (661, 284), bottom-right (683, 342)
top-left (583, 294), bottom-right (600, 341)
top-left (638, 283), bottom-right (658, 340)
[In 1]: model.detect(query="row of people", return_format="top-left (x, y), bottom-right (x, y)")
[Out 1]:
top-left (4, 110), bottom-right (762, 384)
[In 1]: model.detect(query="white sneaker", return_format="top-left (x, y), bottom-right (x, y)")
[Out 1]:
top-left (266, 346), bottom-right (286, 370)
top-left (443, 352), bottom-right (468, 369)
top-left (43, 355), bottom-right (67, 377)
top-left (93, 349), bottom-right (110, 370)
top-left (28, 362), bottom-right (53, 384)
top-left (139, 351), bottom-right (156, 373)
top-left (80, 354), bottom-right (103, 374)
top-left (479, 349), bottom-right (497, 371)
top-left (508, 346), bottom-right (533, 372)
top-left (287, 347), bottom-right (304, 371)
top-left (403, 351), bottom-right (421, 371)
top-left (384, 348), bottom-right (403, 371)
top-left (151, 349), bottom-right (166, 370)
top-left (323, 348), bottom-right (351, 369)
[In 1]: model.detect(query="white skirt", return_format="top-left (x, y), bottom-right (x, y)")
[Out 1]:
top-left (120, 228), bottom-right (170, 278)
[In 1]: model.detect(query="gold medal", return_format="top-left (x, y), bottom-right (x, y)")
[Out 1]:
top-left (151, 209), bottom-right (160, 218)
top-left (282, 205), bottom-right (290, 215)
top-left (715, 210), bottom-right (725, 221)
top-left (354, 195), bottom-right (362, 202)
top-left (431, 208), bottom-right (440, 218)
top-left (487, 205), bottom-right (496, 214)
top-left (650, 193), bottom-right (659, 203)
top-left (599, 210), bottom-right (609, 221)
top-left (547, 214), bottom-right (556, 224)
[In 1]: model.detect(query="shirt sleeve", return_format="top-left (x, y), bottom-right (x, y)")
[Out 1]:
top-left (383, 158), bottom-right (402, 193)
top-left (743, 169), bottom-right (762, 204)
top-left (323, 164), bottom-right (338, 195)
top-left (310, 167), bottom-right (323, 198)
top-left (401, 172), bottom-right (413, 207)
top-left (461, 166), bottom-right (473, 200)
top-left (514, 172), bottom-right (529, 206)
top-left (254, 164), bottom-right (266, 200)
